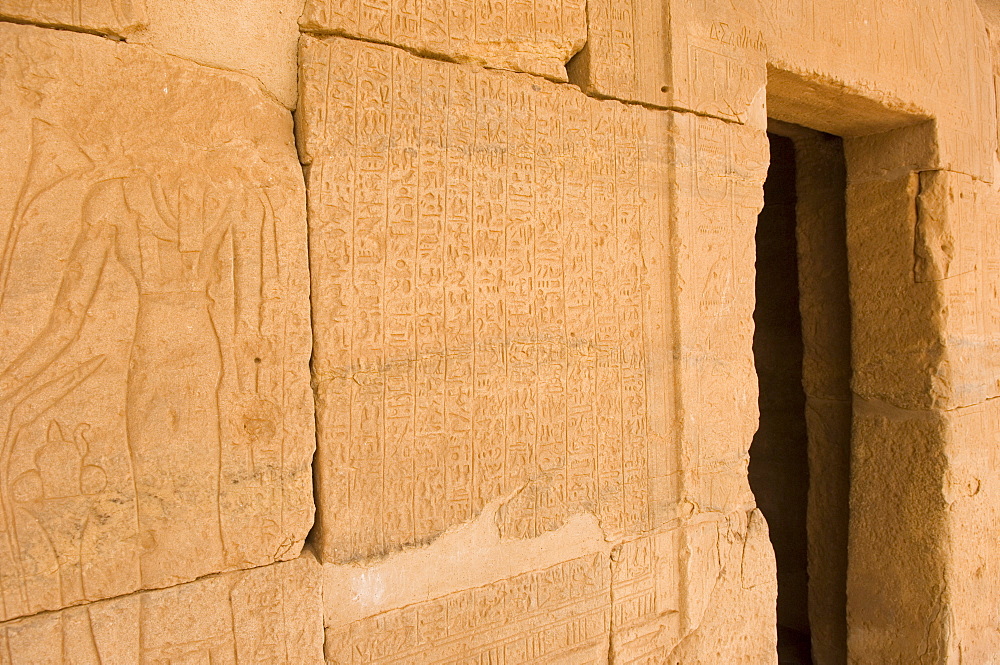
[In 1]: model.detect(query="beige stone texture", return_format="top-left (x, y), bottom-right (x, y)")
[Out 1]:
top-left (838, 112), bottom-right (1000, 660)
top-left (978, 1), bottom-right (1000, 159)
top-left (912, 169), bottom-right (1000, 410)
top-left (0, 0), bottom-right (141, 36)
top-left (299, 34), bottom-right (678, 563)
top-left (610, 510), bottom-right (777, 664)
top-left (573, 0), bottom-right (996, 179)
top-left (0, 23), bottom-right (314, 621)
top-left (319, 504), bottom-right (775, 664)
top-left (299, 0), bottom-right (586, 82)
top-left (126, 0), bottom-right (304, 108)
top-left (947, 397), bottom-right (1000, 660)
top-left (847, 403), bottom-right (950, 664)
top-left (300, 33), bottom-right (776, 663)
top-left (5, 0), bottom-right (1000, 661)
top-left (0, 0), bottom-right (303, 108)
top-left (801, 399), bottom-right (850, 661)
top-left (845, 173), bottom-right (947, 409)
top-left (325, 543), bottom-right (613, 663)
top-left (0, 554), bottom-right (324, 663)
top-left (670, 114), bottom-right (768, 518)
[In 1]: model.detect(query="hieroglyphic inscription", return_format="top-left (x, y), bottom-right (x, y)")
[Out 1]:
top-left (577, 0), bottom-right (764, 120)
top-left (324, 553), bottom-right (610, 665)
top-left (299, 0), bottom-right (586, 82)
top-left (578, 0), bottom-right (638, 96)
top-left (0, 555), bottom-right (323, 664)
top-left (0, 23), bottom-right (313, 621)
top-left (609, 512), bottom-right (775, 664)
top-left (301, 35), bottom-right (674, 563)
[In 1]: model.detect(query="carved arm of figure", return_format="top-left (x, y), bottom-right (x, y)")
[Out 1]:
top-left (0, 179), bottom-right (126, 404)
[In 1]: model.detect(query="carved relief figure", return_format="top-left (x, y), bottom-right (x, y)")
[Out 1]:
top-left (0, 23), bottom-right (313, 624)
top-left (0, 167), bottom-right (274, 597)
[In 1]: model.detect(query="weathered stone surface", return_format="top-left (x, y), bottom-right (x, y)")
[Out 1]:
top-left (670, 113), bottom-right (768, 517)
top-left (5, 0), bottom-right (1000, 662)
top-left (913, 169), bottom-right (1000, 409)
top-left (844, 173), bottom-right (947, 409)
top-left (325, 549), bottom-right (612, 664)
top-left (573, 0), bottom-right (995, 178)
top-left (127, 0), bottom-right (304, 108)
top-left (320, 503), bottom-right (775, 665)
top-left (848, 403), bottom-right (950, 664)
top-left (570, 0), bottom-right (766, 125)
top-left (610, 510), bottom-right (777, 664)
top-left (299, 0), bottom-right (585, 82)
top-left (0, 0), bottom-right (140, 35)
top-left (299, 34), bottom-right (781, 661)
top-left (300, 34), bottom-right (677, 563)
top-left (947, 397), bottom-right (1000, 661)
top-left (0, 0), bottom-right (303, 107)
top-left (0, 23), bottom-right (313, 621)
top-left (0, 554), bottom-right (324, 663)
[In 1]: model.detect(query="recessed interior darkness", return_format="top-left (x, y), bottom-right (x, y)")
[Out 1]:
top-left (751, 133), bottom-right (812, 664)
top-left (750, 126), bottom-right (852, 665)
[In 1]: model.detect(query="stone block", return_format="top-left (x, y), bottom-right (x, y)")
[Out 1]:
top-left (0, 0), bottom-right (304, 107)
top-left (848, 402), bottom-right (950, 664)
top-left (0, 0), bottom-right (139, 36)
top-left (128, 0), bottom-right (305, 108)
top-left (670, 113), bottom-right (768, 514)
top-left (325, 548), bottom-right (612, 664)
top-left (846, 174), bottom-right (948, 409)
top-left (572, 0), bottom-right (994, 178)
top-left (299, 0), bottom-right (586, 82)
top-left (803, 397), bottom-right (850, 665)
top-left (570, 0), bottom-right (766, 124)
top-left (299, 34), bottom-right (678, 563)
top-left (0, 554), bottom-right (324, 664)
top-left (914, 170), bottom-right (1000, 408)
top-left (0, 23), bottom-right (314, 621)
top-left (946, 398), bottom-right (1000, 662)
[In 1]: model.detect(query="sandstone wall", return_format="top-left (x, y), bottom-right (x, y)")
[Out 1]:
top-left (0, 0), bottom-right (997, 663)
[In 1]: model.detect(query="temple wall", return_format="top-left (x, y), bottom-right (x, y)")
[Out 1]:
top-left (0, 0), bottom-right (997, 663)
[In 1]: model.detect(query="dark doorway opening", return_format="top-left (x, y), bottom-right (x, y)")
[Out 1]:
top-left (751, 132), bottom-right (812, 663)
top-left (750, 126), bottom-right (852, 665)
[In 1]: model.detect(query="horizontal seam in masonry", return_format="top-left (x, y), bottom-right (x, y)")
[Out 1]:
top-left (0, 15), bottom-right (122, 40)
top-left (0, 16), bottom-right (292, 109)
top-left (0, 552), bottom-right (308, 626)
top-left (853, 391), bottom-right (1000, 417)
top-left (299, 28), bottom-right (744, 122)
top-left (0, 15), bottom-right (742, 122)
top-left (573, 84), bottom-right (746, 121)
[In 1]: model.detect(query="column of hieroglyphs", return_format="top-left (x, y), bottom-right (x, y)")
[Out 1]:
top-left (0, 2), bottom-right (326, 662)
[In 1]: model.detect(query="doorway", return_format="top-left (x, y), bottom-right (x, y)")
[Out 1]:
top-left (750, 124), bottom-right (852, 665)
